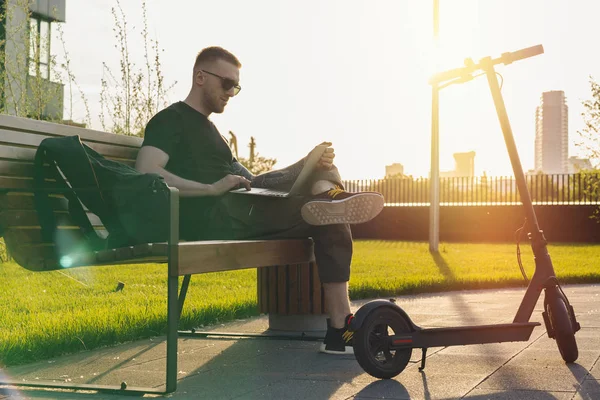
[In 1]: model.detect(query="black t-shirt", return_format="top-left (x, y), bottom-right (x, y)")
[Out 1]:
top-left (143, 101), bottom-right (235, 182)
top-left (142, 101), bottom-right (236, 237)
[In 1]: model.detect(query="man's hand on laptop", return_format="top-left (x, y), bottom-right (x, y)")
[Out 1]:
top-left (212, 174), bottom-right (251, 195)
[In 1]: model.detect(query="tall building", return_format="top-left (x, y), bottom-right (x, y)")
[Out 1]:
top-left (437, 151), bottom-right (476, 178)
top-left (535, 91), bottom-right (568, 174)
top-left (453, 151), bottom-right (476, 177)
top-left (385, 163), bottom-right (404, 178)
top-left (1, 0), bottom-right (66, 120)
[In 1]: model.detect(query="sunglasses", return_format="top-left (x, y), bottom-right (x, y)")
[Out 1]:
top-left (201, 70), bottom-right (242, 96)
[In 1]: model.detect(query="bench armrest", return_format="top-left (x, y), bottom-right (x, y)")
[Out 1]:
top-left (167, 186), bottom-right (180, 277)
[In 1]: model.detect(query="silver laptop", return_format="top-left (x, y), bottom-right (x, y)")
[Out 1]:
top-left (229, 144), bottom-right (328, 198)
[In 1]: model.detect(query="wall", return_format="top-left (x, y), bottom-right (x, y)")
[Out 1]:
top-left (352, 205), bottom-right (600, 243)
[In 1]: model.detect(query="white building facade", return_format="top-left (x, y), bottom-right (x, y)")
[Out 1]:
top-left (535, 90), bottom-right (569, 174)
top-left (1, 0), bottom-right (66, 119)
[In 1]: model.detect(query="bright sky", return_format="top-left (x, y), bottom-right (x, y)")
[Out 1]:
top-left (58, 0), bottom-right (599, 179)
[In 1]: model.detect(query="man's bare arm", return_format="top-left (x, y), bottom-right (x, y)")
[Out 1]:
top-left (251, 158), bottom-right (305, 188)
top-left (136, 146), bottom-right (250, 196)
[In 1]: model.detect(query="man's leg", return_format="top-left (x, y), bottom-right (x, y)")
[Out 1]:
top-left (310, 222), bottom-right (356, 354)
top-left (209, 168), bottom-right (380, 354)
top-left (310, 177), bottom-right (352, 328)
top-left (216, 193), bottom-right (356, 343)
top-left (310, 175), bottom-right (378, 331)
top-left (323, 281), bottom-right (352, 329)
top-left (311, 179), bottom-right (336, 195)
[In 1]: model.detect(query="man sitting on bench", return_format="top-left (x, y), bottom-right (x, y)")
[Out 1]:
top-left (135, 46), bottom-right (384, 355)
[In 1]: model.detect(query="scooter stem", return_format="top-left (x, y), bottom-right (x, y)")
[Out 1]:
top-left (481, 57), bottom-right (558, 322)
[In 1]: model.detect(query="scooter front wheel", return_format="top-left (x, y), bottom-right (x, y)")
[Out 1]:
top-left (353, 307), bottom-right (413, 379)
top-left (547, 296), bottom-right (578, 363)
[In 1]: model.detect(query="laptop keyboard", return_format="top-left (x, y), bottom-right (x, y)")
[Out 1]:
top-left (255, 189), bottom-right (287, 197)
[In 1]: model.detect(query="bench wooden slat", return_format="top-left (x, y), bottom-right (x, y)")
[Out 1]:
top-left (0, 193), bottom-right (98, 222)
top-left (6, 239), bottom-right (168, 271)
top-left (79, 142), bottom-right (139, 161)
top-left (177, 239), bottom-right (315, 276)
top-left (0, 177), bottom-right (67, 191)
top-left (257, 263), bottom-right (324, 315)
top-left (300, 265), bottom-right (311, 314)
top-left (0, 130), bottom-right (139, 161)
top-left (0, 193), bottom-right (94, 216)
top-left (258, 266), bottom-right (269, 312)
top-left (3, 227), bottom-right (82, 245)
top-left (277, 263), bottom-right (287, 313)
top-left (0, 160), bottom-right (37, 177)
top-left (0, 176), bottom-right (36, 190)
top-left (2, 227), bottom-right (108, 245)
top-left (0, 161), bottom-right (68, 180)
top-left (269, 267), bottom-right (277, 313)
top-left (0, 209), bottom-right (103, 228)
top-left (312, 262), bottom-right (323, 313)
top-left (0, 147), bottom-right (135, 172)
top-left (288, 264), bottom-right (299, 314)
top-left (0, 193), bottom-right (68, 211)
top-left (0, 144), bottom-right (36, 161)
top-left (0, 114), bottom-right (143, 147)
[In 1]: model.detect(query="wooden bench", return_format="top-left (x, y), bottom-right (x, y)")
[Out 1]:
top-left (0, 114), bottom-right (321, 395)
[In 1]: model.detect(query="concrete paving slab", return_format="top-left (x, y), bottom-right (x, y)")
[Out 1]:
top-left (477, 364), bottom-right (588, 392)
top-left (573, 379), bottom-right (600, 399)
top-left (1, 284), bottom-right (599, 400)
top-left (462, 389), bottom-right (575, 399)
top-left (241, 378), bottom-right (367, 400)
top-left (353, 370), bottom-right (491, 399)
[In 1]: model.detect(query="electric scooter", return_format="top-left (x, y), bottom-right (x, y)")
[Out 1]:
top-left (348, 45), bottom-right (581, 379)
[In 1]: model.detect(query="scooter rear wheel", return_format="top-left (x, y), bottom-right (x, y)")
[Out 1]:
top-left (353, 307), bottom-right (413, 379)
top-left (547, 296), bottom-right (578, 363)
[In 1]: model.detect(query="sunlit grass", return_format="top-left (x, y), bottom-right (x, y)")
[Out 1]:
top-left (1, 241), bottom-right (598, 366)
top-left (349, 241), bottom-right (600, 298)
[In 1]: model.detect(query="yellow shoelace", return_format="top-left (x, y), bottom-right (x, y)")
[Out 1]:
top-left (342, 330), bottom-right (354, 342)
top-left (327, 186), bottom-right (345, 199)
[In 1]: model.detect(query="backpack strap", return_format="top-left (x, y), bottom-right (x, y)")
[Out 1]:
top-left (34, 138), bottom-right (107, 257)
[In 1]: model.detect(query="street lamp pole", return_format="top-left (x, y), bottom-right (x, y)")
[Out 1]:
top-left (429, 0), bottom-right (440, 252)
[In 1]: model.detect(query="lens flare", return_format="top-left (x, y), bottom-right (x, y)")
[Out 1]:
top-left (59, 256), bottom-right (73, 268)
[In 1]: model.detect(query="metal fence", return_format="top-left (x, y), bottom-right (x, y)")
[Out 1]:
top-left (343, 173), bottom-right (600, 206)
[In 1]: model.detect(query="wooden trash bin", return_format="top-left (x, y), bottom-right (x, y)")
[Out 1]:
top-left (257, 261), bottom-right (327, 333)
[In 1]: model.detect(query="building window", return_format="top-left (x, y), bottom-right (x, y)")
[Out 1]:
top-left (29, 15), bottom-right (51, 79)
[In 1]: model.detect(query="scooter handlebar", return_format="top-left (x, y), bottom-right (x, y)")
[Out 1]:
top-left (429, 44), bottom-right (544, 85)
top-left (429, 66), bottom-right (474, 86)
top-left (501, 44), bottom-right (544, 65)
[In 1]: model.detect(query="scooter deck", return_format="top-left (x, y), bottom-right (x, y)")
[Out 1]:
top-left (398, 322), bottom-right (540, 349)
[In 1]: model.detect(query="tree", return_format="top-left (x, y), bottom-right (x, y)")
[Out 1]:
top-left (228, 132), bottom-right (277, 175)
top-left (238, 153), bottom-right (277, 175)
top-left (578, 77), bottom-right (600, 169)
top-left (99, 0), bottom-right (175, 136)
top-left (577, 77), bottom-right (600, 221)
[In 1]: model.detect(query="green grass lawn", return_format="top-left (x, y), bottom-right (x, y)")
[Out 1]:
top-left (1, 241), bottom-right (599, 367)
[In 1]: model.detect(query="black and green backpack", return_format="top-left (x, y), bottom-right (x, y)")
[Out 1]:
top-left (34, 135), bottom-right (170, 254)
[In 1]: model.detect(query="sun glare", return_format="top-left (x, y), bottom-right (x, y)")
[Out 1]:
top-left (60, 256), bottom-right (73, 268)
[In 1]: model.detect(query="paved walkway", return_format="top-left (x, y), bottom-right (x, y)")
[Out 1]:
top-left (1, 284), bottom-right (599, 399)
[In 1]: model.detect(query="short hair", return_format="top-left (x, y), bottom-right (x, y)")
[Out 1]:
top-left (194, 46), bottom-right (242, 70)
